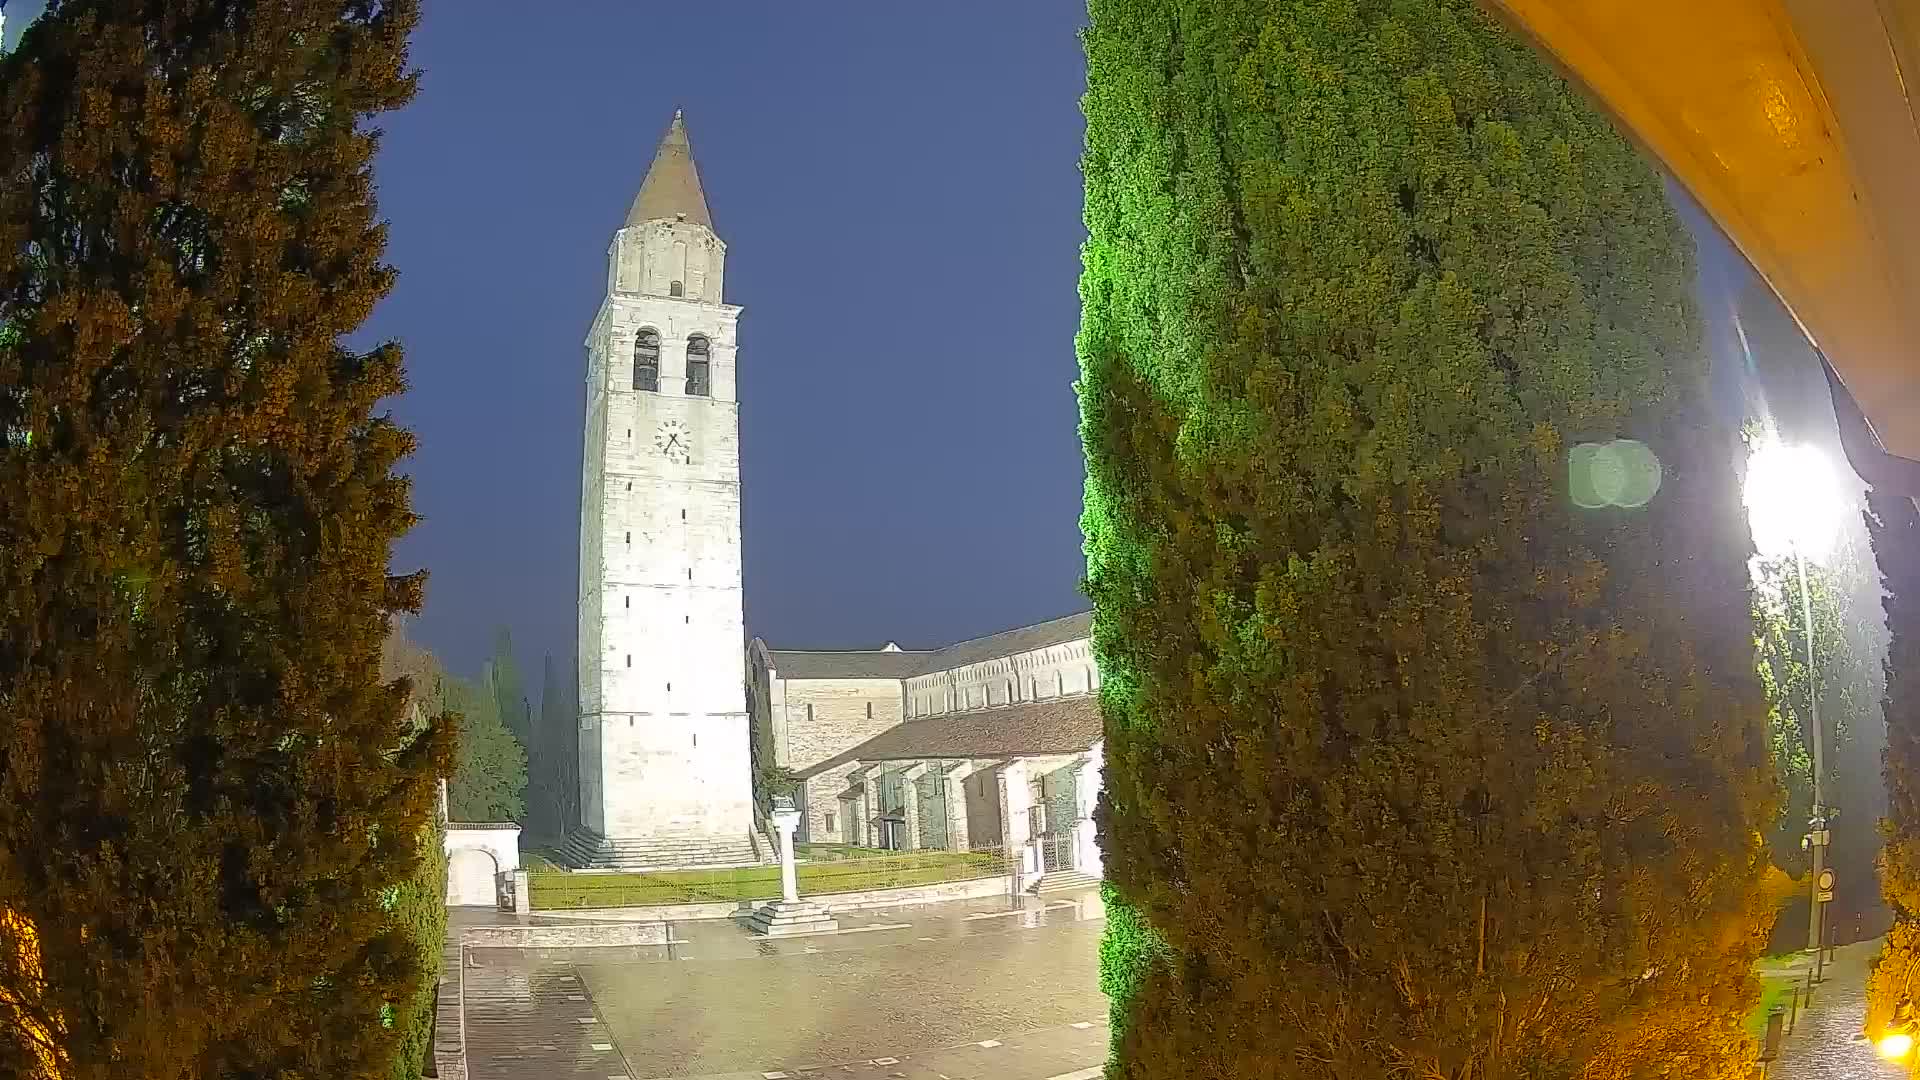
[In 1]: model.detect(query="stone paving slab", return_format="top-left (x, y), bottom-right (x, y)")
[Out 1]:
top-left (458, 890), bottom-right (1110, 1080)
top-left (646, 1019), bottom-right (1108, 1080)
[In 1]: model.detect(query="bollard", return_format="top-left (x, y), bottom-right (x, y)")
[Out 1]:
top-left (1762, 1006), bottom-right (1786, 1067)
top-left (1788, 986), bottom-right (1799, 1036)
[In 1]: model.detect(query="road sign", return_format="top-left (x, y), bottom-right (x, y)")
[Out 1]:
top-left (1818, 890), bottom-right (1835, 902)
top-left (1818, 868), bottom-right (1837, 892)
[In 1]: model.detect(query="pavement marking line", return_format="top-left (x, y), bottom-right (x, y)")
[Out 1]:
top-left (963, 910), bottom-right (1027, 921)
top-left (762, 1072), bottom-right (789, 1079)
top-left (591, 1043), bottom-right (614, 1051)
top-left (873, 1058), bottom-right (899, 1065)
top-left (834, 922), bottom-right (913, 934)
top-left (1071, 1022), bottom-right (1095, 1029)
top-left (576, 1016), bottom-right (598, 1024)
top-left (977, 1039), bottom-right (1002, 1048)
top-left (1045, 1069), bottom-right (1104, 1080)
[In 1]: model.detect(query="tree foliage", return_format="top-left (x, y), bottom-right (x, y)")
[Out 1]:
top-left (524, 652), bottom-right (579, 842)
top-left (381, 623), bottom-right (526, 823)
top-left (0, 3), bottom-right (450, 1077)
top-left (1866, 487), bottom-right (1920, 1036)
top-left (1076, 1), bottom-right (1776, 1077)
top-left (1749, 529), bottom-right (1884, 947)
top-left (484, 626), bottom-right (530, 749)
top-left (433, 667), bottom-right (526, 823)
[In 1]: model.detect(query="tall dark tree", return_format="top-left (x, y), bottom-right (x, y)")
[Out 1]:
top-left (526, 652), bottom-right (580, 842)
top-left (1866, 488), bottom-right (1920, 1034)
top-left (1077, 1), bottom-right (1776, 1077)
top-left (0, 3), bottom-right (449, 1078)
top-left (484, 626), bottom-right (530, 749)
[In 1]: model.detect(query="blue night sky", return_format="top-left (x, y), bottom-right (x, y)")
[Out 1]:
top-left (2, 1), bottom-right (1764, 686)
top-left (365, 3), bottom-right (1095, 678)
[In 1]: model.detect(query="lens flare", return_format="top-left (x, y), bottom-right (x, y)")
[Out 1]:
top-left (1877, 1032), bottom-right (1912, 1060)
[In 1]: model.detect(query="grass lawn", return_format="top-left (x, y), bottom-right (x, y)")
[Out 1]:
top-left (529, 848), bottom-right (1008, 909)
top-left (1747, 953), bottom-right (1809, 1039)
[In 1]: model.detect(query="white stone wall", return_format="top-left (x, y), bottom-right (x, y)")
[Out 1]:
top-left (578, 214), bottom-right (752, 839)
top-left (445, 825), bottom-right (521, 907)
top-left (903, 637), bottom-right (1100, 719)
top-left (769, 676), bottom-right (902, 841)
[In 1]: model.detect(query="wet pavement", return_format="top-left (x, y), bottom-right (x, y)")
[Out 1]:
top-left (457, 891), bottom-right (1112, 1080)
top-left (1771, 941), bottom-right (1901, 1080)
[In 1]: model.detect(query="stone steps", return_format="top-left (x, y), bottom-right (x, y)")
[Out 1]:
top-left (553, 828), bottom-right (772, 871)
top-left (1028, 869), bottom-right (1102, 896)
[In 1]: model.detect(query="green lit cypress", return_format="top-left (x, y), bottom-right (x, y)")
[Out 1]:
top-left (1077, 1), bottom-right (1776, 1075)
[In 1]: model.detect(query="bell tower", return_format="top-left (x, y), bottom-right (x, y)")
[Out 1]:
top-left (569, 111), bottom-right (756, 865)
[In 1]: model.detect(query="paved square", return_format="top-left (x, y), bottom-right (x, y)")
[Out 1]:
top-left (460, 893), bottom-right (1111, 1080)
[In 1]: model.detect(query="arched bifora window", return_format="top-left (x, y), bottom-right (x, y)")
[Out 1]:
top-left (633, 328), bottom-right (660, 392)
top-left (685, 334), bottom-right (711, 397)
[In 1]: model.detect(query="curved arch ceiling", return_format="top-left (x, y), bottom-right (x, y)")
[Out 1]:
top-left (1482, 0), bottom-right (1920, 478)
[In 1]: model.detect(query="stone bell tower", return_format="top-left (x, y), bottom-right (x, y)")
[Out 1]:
top-left (564, 112), bottom-right (760, 868)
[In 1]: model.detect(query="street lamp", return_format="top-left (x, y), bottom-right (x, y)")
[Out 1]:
top-left (1743, 439), bottom-right (1844, 972)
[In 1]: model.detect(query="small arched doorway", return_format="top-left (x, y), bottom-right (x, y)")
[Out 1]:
top-left (446, 847), bottom-right (500, 907)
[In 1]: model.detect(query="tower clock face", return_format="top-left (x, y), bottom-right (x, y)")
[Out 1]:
top-left (654, 419), bottom-right (692, 464)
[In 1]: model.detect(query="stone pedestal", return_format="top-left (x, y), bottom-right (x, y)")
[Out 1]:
top-left (744, 802), bottom-right (839, 935)
top-left (744, 898), bottom-right (840, 936)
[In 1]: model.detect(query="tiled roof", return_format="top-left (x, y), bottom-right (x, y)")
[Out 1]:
top-left (766, 610), bottom-right (1094, 682)
top-left (766, 648), bottom-right (933, 680)
top-left (796, 695), bottom-right (1102, 778)
top-left (916, 611), bottom-right (1092, 673)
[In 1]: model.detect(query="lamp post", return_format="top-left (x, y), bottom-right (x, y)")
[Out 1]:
top-left (1744, 440), bottom-right (1844, 970)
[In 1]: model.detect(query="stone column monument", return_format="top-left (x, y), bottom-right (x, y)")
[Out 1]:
top-left (745, 798), bottom-right (839, 936)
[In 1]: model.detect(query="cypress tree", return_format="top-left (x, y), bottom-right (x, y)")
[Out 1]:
top-left (484, 626), bottom-right (531, 749)
top-left (0, 3), bottom-right (449, 1077)
top-left (1077, 1), bottom-right (1776, 1076)
top-left (1866, 488), bottom-right (1920, 1034)
top-left (529, 652), bottom-right (581, 842)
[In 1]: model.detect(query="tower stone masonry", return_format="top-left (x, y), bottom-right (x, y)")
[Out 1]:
top-left (564, 112), bottom-right (760, 868)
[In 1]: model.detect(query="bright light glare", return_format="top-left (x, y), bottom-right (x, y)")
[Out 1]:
top-left (1744, 440), bottom-right (1843, 562)
top-left (1878, 1032), bottom-right (1912, 1060)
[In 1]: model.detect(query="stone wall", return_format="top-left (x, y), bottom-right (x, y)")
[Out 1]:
top-left (770, 676), bottom-right (902, 841)
top-left (445, 824), bottom-right (521, 907)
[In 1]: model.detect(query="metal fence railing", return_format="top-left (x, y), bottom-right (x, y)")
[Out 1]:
top-left (527, 844), bottom-right (1011, 910)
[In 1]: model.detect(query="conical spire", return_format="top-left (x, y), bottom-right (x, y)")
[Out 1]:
top-left (625, 109), bottom-right (713, 230)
